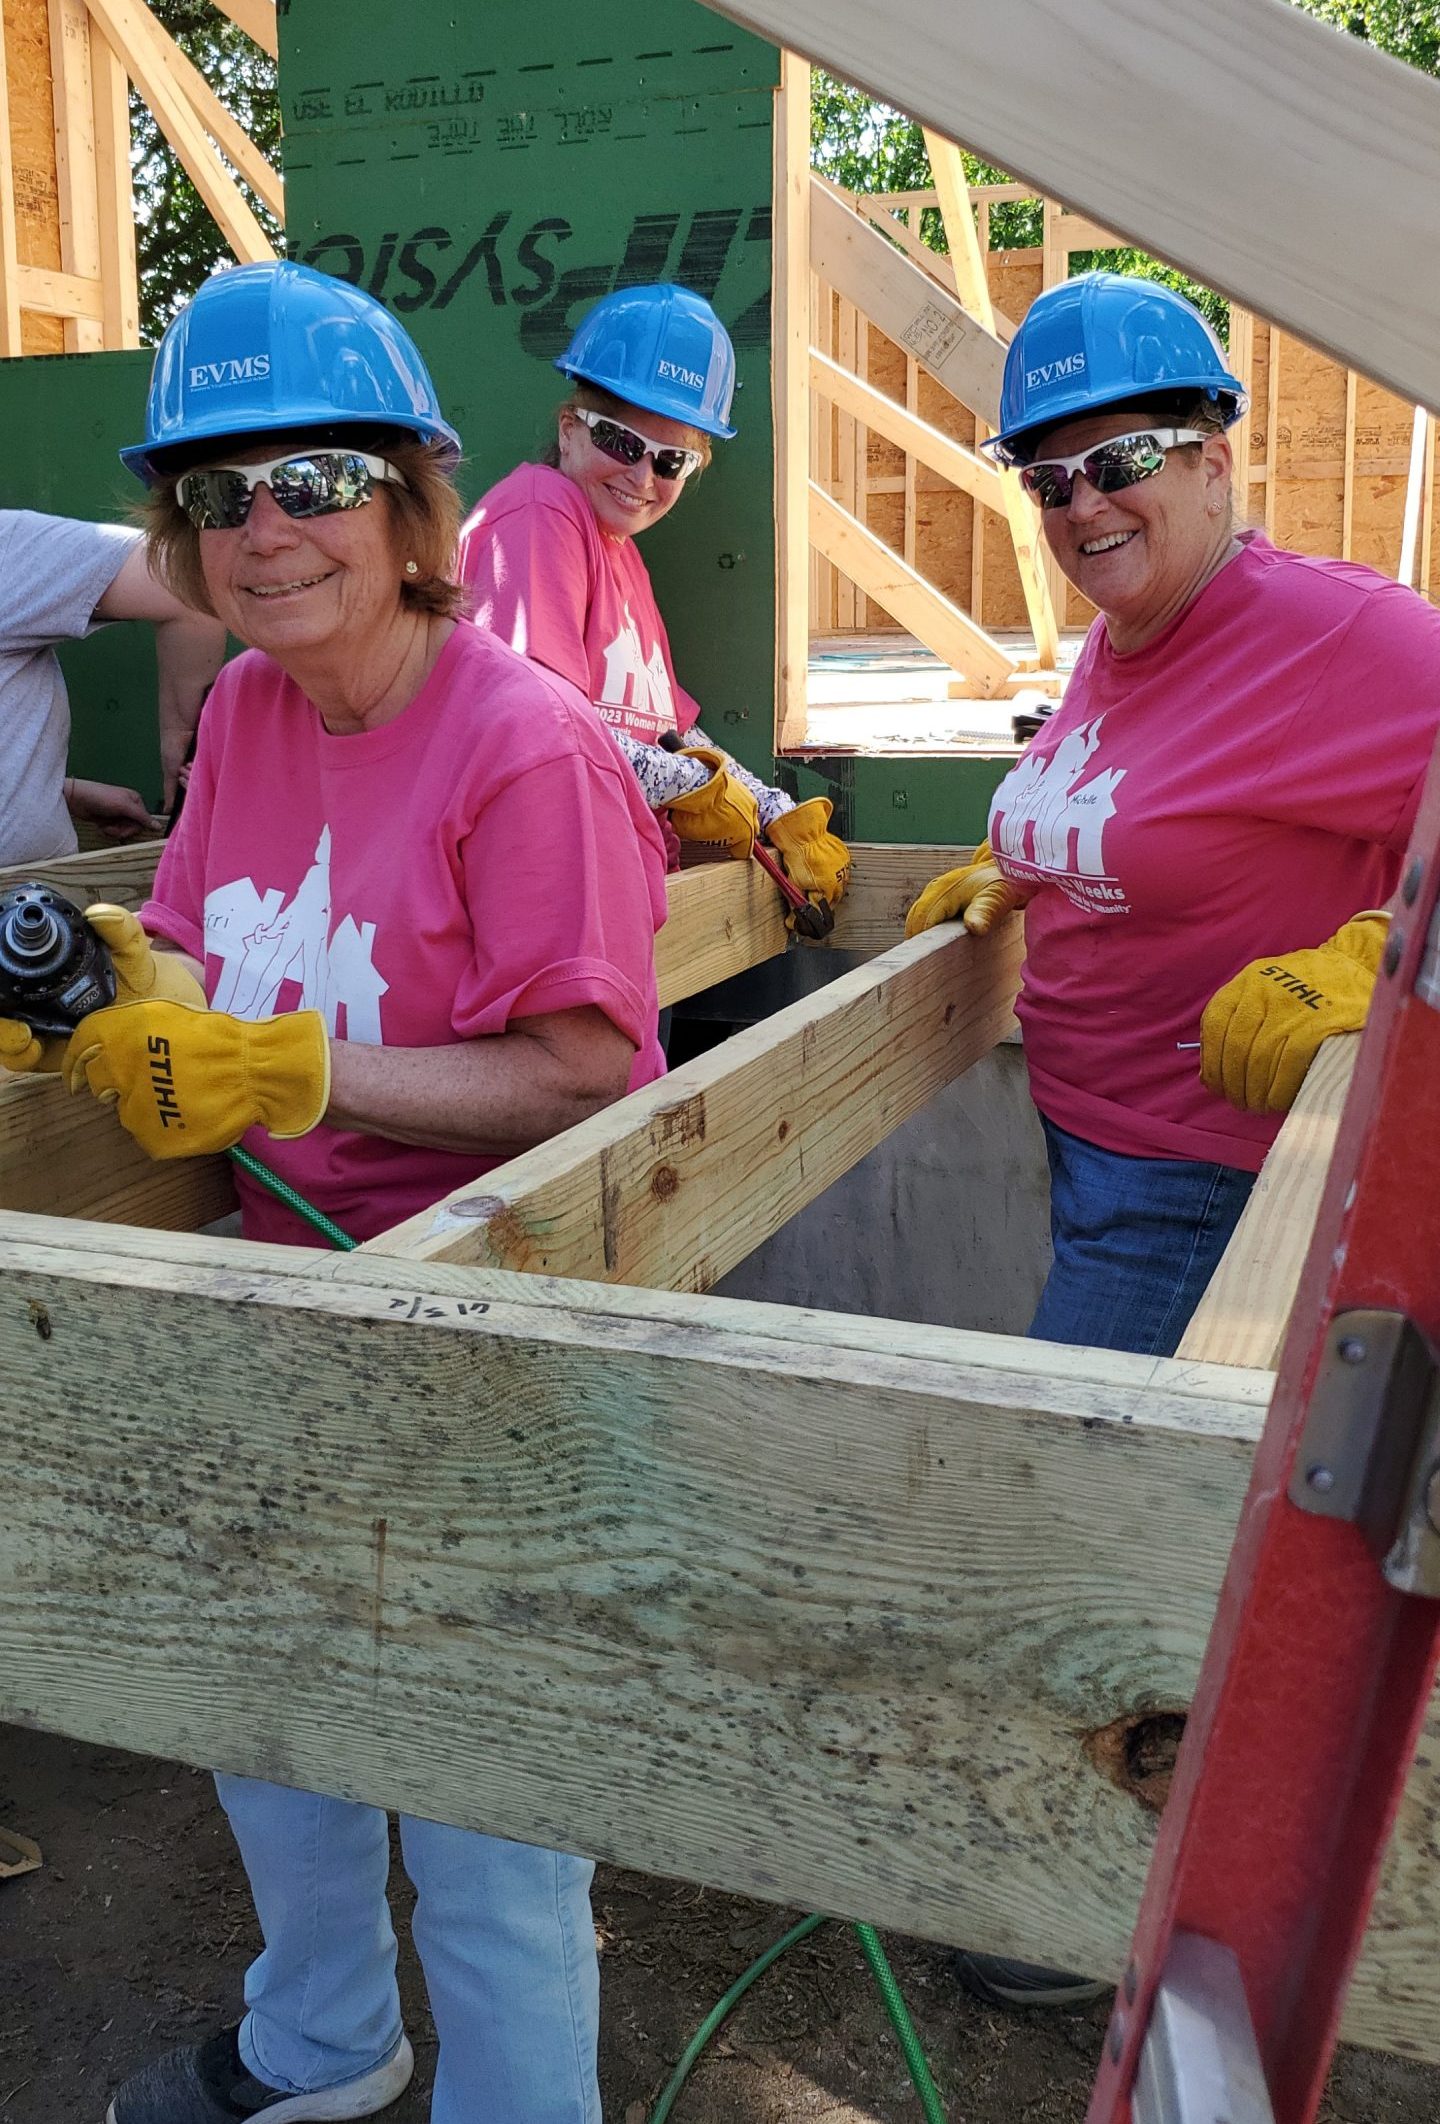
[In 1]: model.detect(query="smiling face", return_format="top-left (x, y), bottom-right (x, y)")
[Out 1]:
top-left (554, 398), bottom-right (700, 539)
top-left (1030, 408), bottom-right (1234, 651)
top-left (195, 439), bottom-right (408, 662)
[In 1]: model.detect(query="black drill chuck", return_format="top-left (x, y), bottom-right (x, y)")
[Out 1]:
top-left (0, 883), bottom-right (116, 1036)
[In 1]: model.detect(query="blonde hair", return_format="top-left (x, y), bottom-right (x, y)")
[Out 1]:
top-left (138, 430), bottom-right (466, 620)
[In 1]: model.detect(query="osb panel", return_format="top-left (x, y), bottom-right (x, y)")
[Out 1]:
top-left (865, 490), bottom-right (906, 632)
top-left (4, 0), bottom-right (64, 353)
top-left (1351, 473), bottom-right (1407, 579)
top-left (915, 483), bottom-right (974, 609)
top-left (5, 0), bottom-right (60, 270)
top-left (1271, 335), bottom-right (1347, 558)
top-left (1248, 322), bottom-right (1272, 479)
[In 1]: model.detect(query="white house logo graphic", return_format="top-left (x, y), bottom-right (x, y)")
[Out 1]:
top-left (991, 717), bottom-right (1130, 914)
top-left (594, 601), bottom-right (676, 738)
top-left (202, 826), bottom-right (390, 1040)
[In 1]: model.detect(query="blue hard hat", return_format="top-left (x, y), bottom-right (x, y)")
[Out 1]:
top-left (121, 261), bottom-right (462, 484)
top-left (555, 283), bottom-right (737, 440)
top-left (986, 272), bottom-right (1247, 466)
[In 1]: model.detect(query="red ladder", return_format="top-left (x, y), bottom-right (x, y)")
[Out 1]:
top-left (1087, 757), bottom-right (1440, 2124)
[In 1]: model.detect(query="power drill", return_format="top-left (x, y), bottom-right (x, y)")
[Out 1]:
top-left (0, 883), bottom-right (116, 1035)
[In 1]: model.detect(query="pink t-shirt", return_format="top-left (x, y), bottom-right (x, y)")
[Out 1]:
top-left (457, 464), bottom-right (703, 744)
top-left (142, 623), bottom-right (669, 1245)
top-left (990, 534), bottom-right (1440, 1171)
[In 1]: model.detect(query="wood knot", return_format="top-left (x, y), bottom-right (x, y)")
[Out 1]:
top-left (26, 1301), bottom-right (51, 1342)
top-left (1083, 1708), bottom-right (1187, 1815)
top-left (776, 1119), bottom-right (790, 1142)
top-left (651, 1163), bottom-right (680, 1201)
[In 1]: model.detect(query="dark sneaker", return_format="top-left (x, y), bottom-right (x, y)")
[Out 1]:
top-left (954, 1951), bottom-right (1109, 2009)
top-left (105, 2025), bottom-right (414, 2123)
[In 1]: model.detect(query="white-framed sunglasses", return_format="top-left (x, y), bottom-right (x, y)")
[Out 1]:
top-left (571, 407), bottom-right (704, 483)
top-left (175, 449), bottom-right (408, 531)
top-left (1018, 429), bottom-right (1206, 509)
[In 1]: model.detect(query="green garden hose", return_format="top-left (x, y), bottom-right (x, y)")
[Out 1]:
top-left (225, 1157), bottom-right (947, 2124)
top-left (649, 1914), bottom-right (948, 2124)
top-left (226, 1144), bottom-right (358, 1251)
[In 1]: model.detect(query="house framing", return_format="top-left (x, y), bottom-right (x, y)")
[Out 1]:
top-left (1, 0), bottom-right (1438, 2074)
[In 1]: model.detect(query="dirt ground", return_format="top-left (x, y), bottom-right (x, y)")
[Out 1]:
top-left (3, 1725), bottom-right (1438, 2124)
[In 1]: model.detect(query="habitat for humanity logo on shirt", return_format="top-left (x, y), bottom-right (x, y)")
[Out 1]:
top-left (989, 717), bottom-right (1131, 916)
top-left (202, 826), bottom-right (390, 1039)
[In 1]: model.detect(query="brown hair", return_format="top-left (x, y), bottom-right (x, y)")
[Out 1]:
top-left (137, 428), bottom-right (466, 621)
top-left (541, 380), bottom-right (713, 475)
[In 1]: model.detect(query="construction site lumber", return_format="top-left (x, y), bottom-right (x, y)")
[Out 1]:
top-left (809, 481), bottom-right (1015, 693)
top-left (711, 0), bottom-right (1440, 414)
top-left (810, 176), bottom-right (1006, 423)
top-left (0, 1212), bottom-right (1435, 2059)
top-left (1177, 1034), bottom-right (1360, 1373)
top-left (814, 841), bottom-right (975, 956)
top-left (364, 916), bottom-right (1025, 1280)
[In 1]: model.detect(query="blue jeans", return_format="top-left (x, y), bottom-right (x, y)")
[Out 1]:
top-left (1028, 1117), bottom-right (1256, 1357)
top-left (216, 1773), bottom-right (600, 2124)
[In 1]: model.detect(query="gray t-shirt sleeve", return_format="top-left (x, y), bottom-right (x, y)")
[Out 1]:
top-left (0, 510), bottom-right (140, 649)
top-left (0, 511), bottom-right (143, 865)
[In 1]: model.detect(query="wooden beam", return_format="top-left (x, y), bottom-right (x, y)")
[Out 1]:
top-left (810, 481), bottom-right (1016, 692)
top-left (0, 1220), bottom-right (1269, 1989)
top-left (1, 1216), bottom-right (1437, 2058)
top-left (811, 175), bottom-right (1006, 424)
top-left (923, 132), bottom-right (1059, 668)
top-left (0, 1071), bottom-right (235, 1228)
top-left (0, 8), bottom-right (26, 354)
top-left (655, 857), bottom-right (789, 1008)
top-left (810, 348), bottom-right (1004, 512)
top-left (772, 52), bottom-right (810, 754)
top-left (89, 11), bottom-right (139, 347)
top-left (364, 915), bottom-right (1024, 1281)
top-left (0, 842), bottom-right (164, 911)
top-left (83, 0), bottom-right (276, 264)
top-left (705, 0), bottom-right (1440, 413)
top-left (1399, 403), bottom-right (1430, 588)
top-left (140, 6), bottom-right (284, 223)
top-left (14, 262), bottom-right (104, 322)
top-left (47, 0), bottom-right (104, 351)
top-left (209, 0), bottom-right (278, 60)
top-left (1178, 1034), bottom-right (1360, 1373)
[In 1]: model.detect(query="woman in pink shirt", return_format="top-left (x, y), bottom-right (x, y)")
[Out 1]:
top-left (3, 262), bottom-right (665, 2124)
top-left (459, 282), bottom-right (850, 920)
top-left (910, 274), bottom-right (1440, 1366)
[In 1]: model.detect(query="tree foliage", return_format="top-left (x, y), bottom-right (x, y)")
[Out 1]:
top-left (132, 1), bottom-right (280, 341)
top-left (811, 1), bottom-right (1440, 346)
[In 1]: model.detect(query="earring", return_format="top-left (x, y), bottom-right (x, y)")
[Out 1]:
top-left (404, 560), bottom-right (419, 577)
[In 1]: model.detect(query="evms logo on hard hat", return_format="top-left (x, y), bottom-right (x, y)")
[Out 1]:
top-left (657, 358), bottom-right (705, 392)
top-left (187, 354), bottom-right (272, 391)
top-left (1025, 352), bottom-right (1086, 392)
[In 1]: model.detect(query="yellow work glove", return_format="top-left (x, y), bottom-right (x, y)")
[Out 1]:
top-left (664, 746), bottom-right (759, 861)
top-left (1199, 912), bottom-right (1388, 1115)
top-left (62, 998), bottom-right (330, 1160)
top-left (0, 902), bottom-right (206, 1074)
top-left (904, 841), bottom-right (1022, 939)
top-left (765, 799), bottom-right (851, 917)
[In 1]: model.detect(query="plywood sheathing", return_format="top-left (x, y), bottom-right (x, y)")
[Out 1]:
top-left (5, 0), bottom-right (64, 352)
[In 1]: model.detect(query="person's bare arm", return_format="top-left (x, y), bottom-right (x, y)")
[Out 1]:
top-left (325, 1004), bottom-right (636, 1154)
top-left (94, 544), bottom-right (227, 807)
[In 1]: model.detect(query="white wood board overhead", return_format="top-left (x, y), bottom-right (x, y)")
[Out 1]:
top-left (704, 0), bottom-right (1440, 414)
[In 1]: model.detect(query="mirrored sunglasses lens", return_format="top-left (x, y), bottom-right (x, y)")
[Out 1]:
top-left (652, 449), bottom-right (693, 481)
top-left (269, 453), bottom-right (374, 518)
top-left (1085, 438), bottom-right (1165, 493)
top-left (180, 468), bottom-right (254, 529)
top-left (1021, 463), bottom-right (1072, 509)
top-left (590, 419), bottom-right (646, 467)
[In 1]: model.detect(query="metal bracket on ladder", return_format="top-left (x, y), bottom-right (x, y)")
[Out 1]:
top-left (1289, 1308), bottom-right (1440, 1597)
top-left (1134, 1933), bottom-right (1275, 2124)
